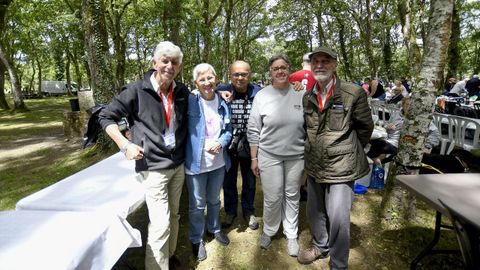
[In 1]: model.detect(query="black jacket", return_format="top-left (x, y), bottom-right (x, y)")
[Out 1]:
top-left (99, 70), bottom-right (190, 172)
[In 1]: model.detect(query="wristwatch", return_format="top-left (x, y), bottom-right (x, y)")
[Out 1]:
top-left (120, 141), bottom-right (132, 154)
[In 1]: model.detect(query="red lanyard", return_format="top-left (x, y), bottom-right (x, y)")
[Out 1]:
top-left (159, 84), bottom-right (173, 128)
top-left (317, 77), bottom-right (336, 112)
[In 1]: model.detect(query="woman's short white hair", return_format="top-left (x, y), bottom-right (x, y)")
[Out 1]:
top-left (152, 41), bottom-right (183, 64)
top-left (192, 63), bottom-right (216, 82)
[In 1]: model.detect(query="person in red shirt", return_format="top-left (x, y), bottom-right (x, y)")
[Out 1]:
top-left (289, 53), bottom-right (316, 91)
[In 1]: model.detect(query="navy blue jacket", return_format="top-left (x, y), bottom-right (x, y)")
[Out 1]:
top-left (99, 70), bottom-right (190, 172)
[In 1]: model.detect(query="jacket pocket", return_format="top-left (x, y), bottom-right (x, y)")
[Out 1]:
top-left (328, 108), bottom-right (345, 131)
top-left (326, 144), bottom-right (353, 156)
top-left (304, 107), bottom-right (316, 128)
top-left (326, 144), bottom-right (355, 176)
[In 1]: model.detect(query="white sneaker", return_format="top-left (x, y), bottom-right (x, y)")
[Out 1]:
top-left (247, 215), bottom-right (259, 230)
top-left (287, 238), bottom-right (299, 257)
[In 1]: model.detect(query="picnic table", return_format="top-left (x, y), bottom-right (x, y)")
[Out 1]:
top-left (0, 210), bottom-right (141, 270)
top-left (2, 152), bottom-right (146, 270)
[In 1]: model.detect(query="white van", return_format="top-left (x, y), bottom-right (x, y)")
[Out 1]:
top-left (41, 81), bottom-right (78, 96)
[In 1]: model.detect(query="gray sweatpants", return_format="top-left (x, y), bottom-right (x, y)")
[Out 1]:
top-left (258, 153), bottom-right (304, 239)
top-left (307, 177), bottom-right (354, 270)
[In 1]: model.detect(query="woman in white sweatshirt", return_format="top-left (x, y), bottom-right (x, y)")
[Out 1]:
top-left (247, 54), bottom-right (306, 257)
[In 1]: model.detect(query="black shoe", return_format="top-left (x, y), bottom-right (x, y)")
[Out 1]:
top-left (169, 254), bottom-right (186, 270)
top-left (207, 231), bottom-right (230, 246)
top-left (191, 241), bottom-right (207, 261)
top-left (221, 214), bottom-right (237, 229)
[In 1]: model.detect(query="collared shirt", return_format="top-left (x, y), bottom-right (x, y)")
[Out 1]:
top-left (150, 73), bottom-right (176, 134)
top-left (316, 76), bottom-right (336, 111)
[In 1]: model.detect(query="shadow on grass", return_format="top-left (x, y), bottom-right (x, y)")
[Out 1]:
top-left (111, 178), bottom-right (467, 270)
top-left (379, 224), bottom-right (463, 270)
top-left (0, 97), bottom-right (73, 141)
top-left (0, 143), bottom-right (105, 210)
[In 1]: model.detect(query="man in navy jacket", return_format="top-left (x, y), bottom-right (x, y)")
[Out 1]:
top-left (217, 60), bottom-right (262, 230)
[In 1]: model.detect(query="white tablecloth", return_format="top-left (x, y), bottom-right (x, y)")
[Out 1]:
top-left (0, 210), bottom-right (141, 270)
top-left (16, 153), bottom-right (145, 219)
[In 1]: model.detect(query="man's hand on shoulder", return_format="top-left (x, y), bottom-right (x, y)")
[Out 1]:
top-left (219, 91), bottom-right (233, 103)
top-left (292, 81), bottom-right (304, 91)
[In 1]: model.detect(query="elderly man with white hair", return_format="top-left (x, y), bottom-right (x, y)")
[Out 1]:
top-left (99, 41), bottom-right (190, 270)
top-left (297, 47), bottom-right (373, 269)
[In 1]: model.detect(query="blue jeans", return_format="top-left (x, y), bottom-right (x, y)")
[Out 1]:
top-left (186, 167), bottom-right (225, 244)
top-left (223, 155), bottom-right (256, 217)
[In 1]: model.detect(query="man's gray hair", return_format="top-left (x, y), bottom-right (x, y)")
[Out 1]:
top-left (153, 41), bottom-right (183, 64)
top-left (193, 63), bottom-right (216, 82)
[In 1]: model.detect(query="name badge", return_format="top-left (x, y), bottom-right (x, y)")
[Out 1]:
top-left (332, 104), bottom-right (344, 110)
top-left (163, 131), bottom-right (176, 147)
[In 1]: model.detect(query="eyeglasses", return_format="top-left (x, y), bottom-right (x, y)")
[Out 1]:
top-left (270, 65), bottom-right (289, 72)
top-left (232, 72), bottom-right (249, 78)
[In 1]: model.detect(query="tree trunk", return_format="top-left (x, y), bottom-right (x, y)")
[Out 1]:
top-left (222, 0), bottom-right (233, 83)
top-left (0, 44), bottom-right (26, 111)
top-left (381, 0), bottom-right (454, 229)
top-left (381, 0), bottom-right (393, 82)
top-left (36, 58), bottom-right (41, 95)
top-left (364, 0), bottom-right (377, 77)
top-left (54, 47), bottom-right (64, 81)
top-left (337, 19), bottom-right (352, 80)
top-left (82, 0), bottom-right (116, 104)
top-left (383, 28), bottom-right (393, 82)
top-left (106, 0), bottom-right (132, 92)
top-left (28, 59), bottom-right (35, 95)
top-left (72, 51), bottom-right (82, 89)
top-left (398, 0), bottom-right (422, 77)
top-left (162, 0), bottom-right (182, 45)
top-left (446, 0), bottom-right (460, 80)
top-left (134, 29), bottom-right (144, 79)
top-left (66, 56), bottom-right (73, 96)
top-left (200, 0), bottom-right (223, 63)
top-left (0, 0), bottom-right (25, 111)
top-left (82, 0), bottom-right (116, 150)
top-left (64, 0), bottom-right (87, 89)
top-left (0, 61), bottom-right (9, 110)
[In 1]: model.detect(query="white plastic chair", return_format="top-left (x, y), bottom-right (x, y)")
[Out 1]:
top-left (370, 100), bottom-right (386, 126)
top-left (385, 104), bottom-right (401, 122)
top-left (451, 115), bottom-right (480, 151)
top-left (372, 115), bottom-right (379, 126)
top-left (432, 112), bottom-right (456, 154)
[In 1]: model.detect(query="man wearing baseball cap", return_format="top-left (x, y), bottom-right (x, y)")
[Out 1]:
top-left (297, 46), bottom-right (373, 269)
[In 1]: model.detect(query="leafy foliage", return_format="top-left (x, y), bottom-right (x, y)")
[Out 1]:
top-left (0, 0), bottom-right (479, 103)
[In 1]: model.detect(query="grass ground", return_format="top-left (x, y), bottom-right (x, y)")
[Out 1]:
top-left (0, 96), bottom-right (465, 269)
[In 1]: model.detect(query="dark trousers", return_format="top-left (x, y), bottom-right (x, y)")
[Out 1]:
top-left (223, 155), bottom-right (256, 217)
top-left (367, 139), bottom-right (398, 160)
top-left (307, 177), bottom-right (353, 270)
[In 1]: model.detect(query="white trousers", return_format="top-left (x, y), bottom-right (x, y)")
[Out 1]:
top-left (140, 164), bottom-right (185, 270)
top-left (258, 154), bottom-right (303, 239)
